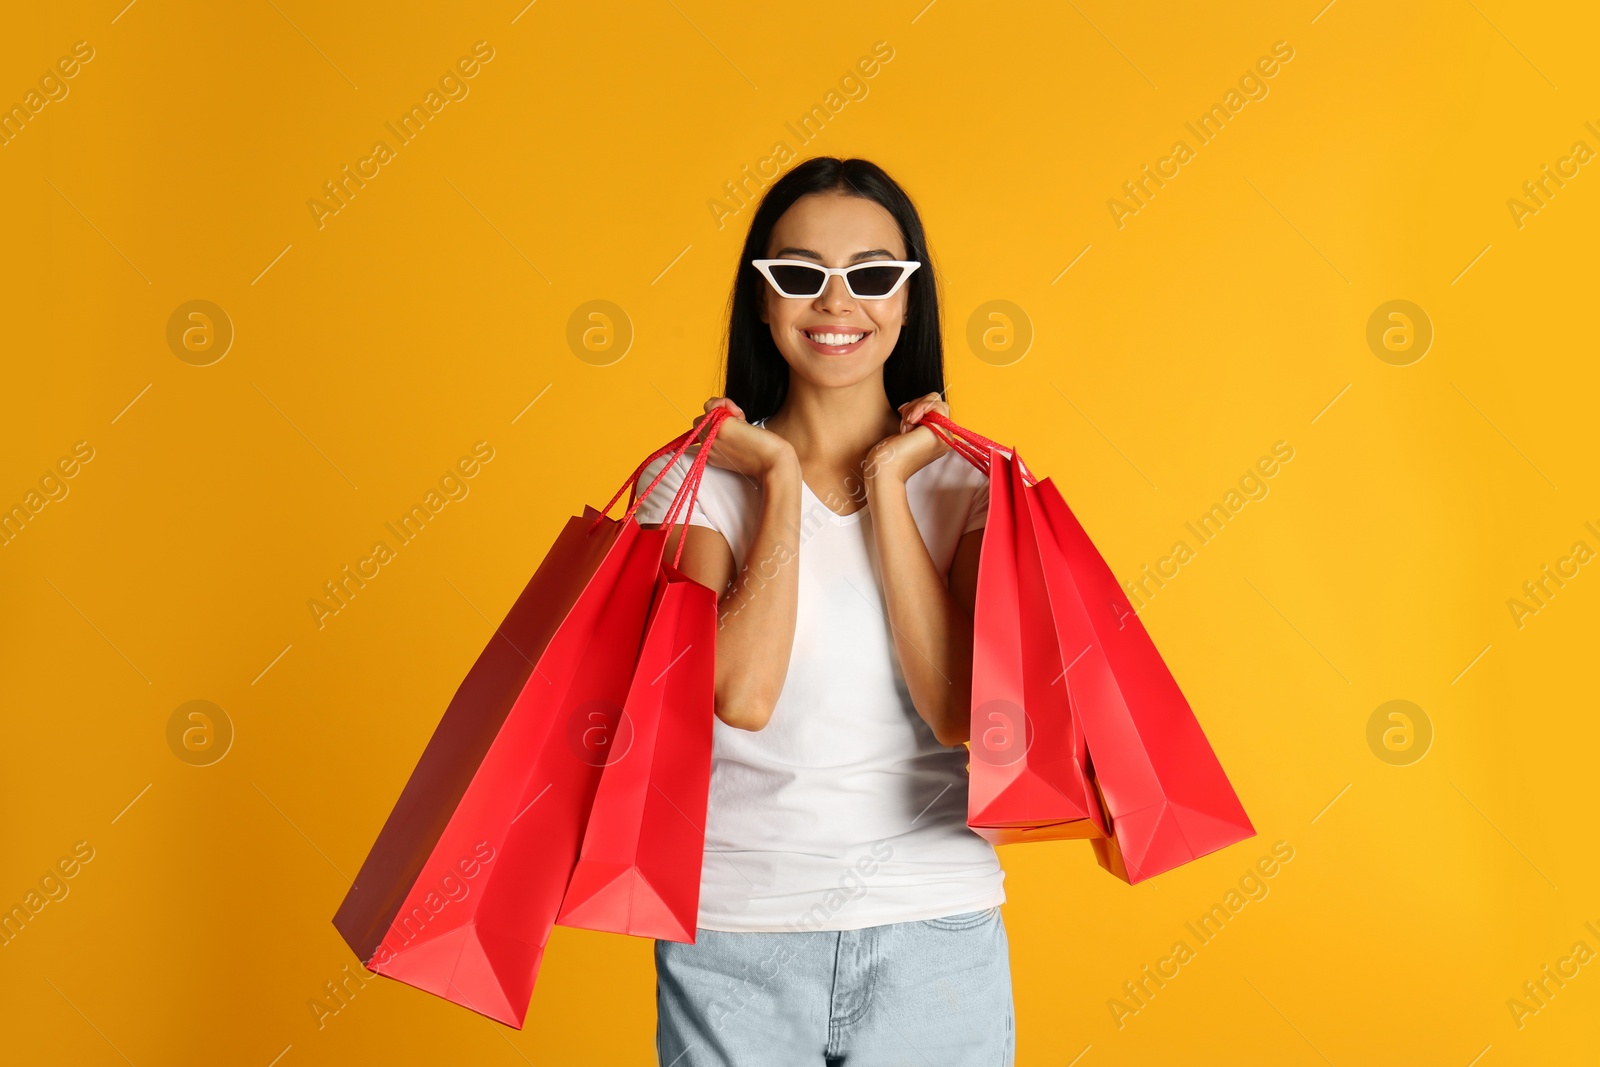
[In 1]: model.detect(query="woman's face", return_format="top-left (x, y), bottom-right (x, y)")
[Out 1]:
top-left (759, 192), bottom-right (911, 390)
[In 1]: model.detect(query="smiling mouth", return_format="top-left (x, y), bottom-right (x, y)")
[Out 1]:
top-left (802, 328), bottom-right (870, 348)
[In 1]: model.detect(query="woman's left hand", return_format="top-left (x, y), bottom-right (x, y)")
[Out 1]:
top-left (865, 392), bottom-right (952, 487)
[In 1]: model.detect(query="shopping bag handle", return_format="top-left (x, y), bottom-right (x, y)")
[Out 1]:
top-left (590, 407), bottom-right (734, 567)
top-left (916, 411), bottom-right (1037, 486)
top-left (656, 407), bottom-right (732, 568)
top-left (595, 406), bottom-right (731, 525)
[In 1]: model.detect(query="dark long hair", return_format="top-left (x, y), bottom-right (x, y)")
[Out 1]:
top-left (722, 157), bottom-right (944, 422)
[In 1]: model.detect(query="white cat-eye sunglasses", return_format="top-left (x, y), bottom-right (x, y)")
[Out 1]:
top-left (751, 259), bottom-right (922, 300)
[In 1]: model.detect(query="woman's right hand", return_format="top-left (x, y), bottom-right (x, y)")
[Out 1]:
top-left (690, 396), bottom-right (796, 481)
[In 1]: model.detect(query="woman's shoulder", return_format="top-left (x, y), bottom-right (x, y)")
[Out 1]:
top-left (903, 448), bottom-right (990, 538)
top-left (635, 448), bottom-right (757, 517)
top-left (919, 446), bottom-right (988, 490)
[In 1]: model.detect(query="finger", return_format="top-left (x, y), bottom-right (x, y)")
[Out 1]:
top-left (698, 409), bottom-right (725, 437)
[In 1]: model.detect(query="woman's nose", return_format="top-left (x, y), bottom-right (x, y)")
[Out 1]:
top-left (815, 274), bottom-right (854, 312)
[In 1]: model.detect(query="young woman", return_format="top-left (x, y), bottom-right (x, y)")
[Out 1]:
top-left (633, 157), bottom-right (1013, 1066)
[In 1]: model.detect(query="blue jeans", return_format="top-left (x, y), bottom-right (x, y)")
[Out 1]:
top-left (655, 907), bottom-right (1015, 1066)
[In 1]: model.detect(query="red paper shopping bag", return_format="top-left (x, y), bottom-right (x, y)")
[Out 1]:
top-left (954, 419), bottom-right (1106, 846)
top-left (556, 425), bottom-right (720, 941)
top-left (1028, 463), bottom-right (1255, 882)
top-left (923, 412), bottom-right (1254, 883)
top-left (332, 410), bottom-right (732, 1027)
top-left (554, 562), bottom-right (715, 940)
top-left (556, 509), bottom-right (719, 940)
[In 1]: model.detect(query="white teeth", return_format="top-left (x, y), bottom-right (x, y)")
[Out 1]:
top-left (806, 330), bottom-right (865, 346)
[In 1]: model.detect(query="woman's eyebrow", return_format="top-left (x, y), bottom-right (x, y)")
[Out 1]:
top-left (773, 247), bottom-right (897, 262)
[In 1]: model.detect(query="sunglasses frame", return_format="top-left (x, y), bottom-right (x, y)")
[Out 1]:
top-left (751, 258), bottom-right (922, 300)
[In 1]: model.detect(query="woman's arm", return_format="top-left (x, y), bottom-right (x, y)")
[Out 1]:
top-left (657, 463), bottom-right (801, 732)
top-left (865, 473), bottom-right (982, 746)
top-left (643, 401), bottom-right (803, 732)
top-left (862, 392), bottom-right (988, 747)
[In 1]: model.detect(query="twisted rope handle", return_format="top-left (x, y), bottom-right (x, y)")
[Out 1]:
top-left (593, 407), bottom-right (730, 526)
top-left (916, 411), bottom-right (1037, 486)
top-left (658, 408), bottom-right (732, 569)
top-left (589, 407), bottom-right (735, 568)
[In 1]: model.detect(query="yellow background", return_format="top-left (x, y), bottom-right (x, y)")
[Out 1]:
top-left (3, 0), bottom-right (1596, 1063)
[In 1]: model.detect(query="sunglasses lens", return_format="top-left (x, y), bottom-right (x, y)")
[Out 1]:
top-left (847, 265), bottom-right (906, 297)
top-left (767, 263), bottom-right (826, 296)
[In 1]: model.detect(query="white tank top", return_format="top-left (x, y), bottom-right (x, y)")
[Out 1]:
top-left (632, 419), bottom-right (1005, 931)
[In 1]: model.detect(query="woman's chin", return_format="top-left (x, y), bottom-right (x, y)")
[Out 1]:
top-left (788, 356), bottom-right (880, 388)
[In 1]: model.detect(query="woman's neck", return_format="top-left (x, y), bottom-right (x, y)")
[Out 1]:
top-left (763, 379), bottom-right (900, 472)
